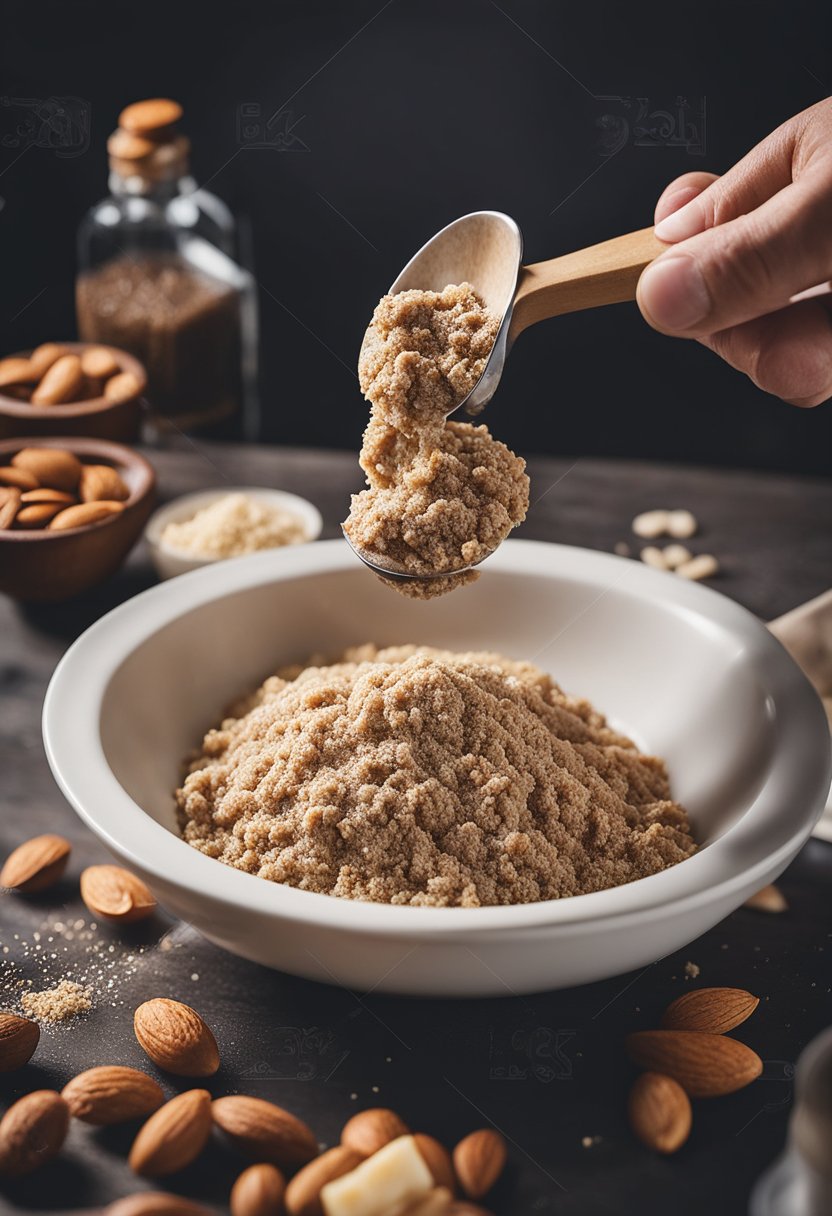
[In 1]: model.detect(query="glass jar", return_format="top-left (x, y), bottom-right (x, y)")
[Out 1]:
top-left (76, 99), bottom-right (258, 438)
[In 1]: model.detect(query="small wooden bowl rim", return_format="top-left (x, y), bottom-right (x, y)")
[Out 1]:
top-left (0, 436), bottom-right (155, 542)
top-left (0, 343), bottom-right (148, 418)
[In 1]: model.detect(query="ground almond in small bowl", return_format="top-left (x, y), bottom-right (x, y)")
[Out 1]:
top-left (161, 492), bottom-right (308, 559)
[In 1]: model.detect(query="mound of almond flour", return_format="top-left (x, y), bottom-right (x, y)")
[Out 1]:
top-left (177, 645), bottom-right (696, 908)
top-left (343, 284), bottom-right (529, 599)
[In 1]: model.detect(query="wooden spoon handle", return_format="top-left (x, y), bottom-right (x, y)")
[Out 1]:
top-left (508, 226), bottom-right (666, 342)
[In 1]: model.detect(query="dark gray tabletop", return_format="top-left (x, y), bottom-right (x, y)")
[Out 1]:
top-left (1, 441), bottom-right (831, 1216)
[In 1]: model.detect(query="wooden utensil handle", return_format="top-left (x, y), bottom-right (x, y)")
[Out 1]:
top-left (508, 226), bottom-right (666, 342)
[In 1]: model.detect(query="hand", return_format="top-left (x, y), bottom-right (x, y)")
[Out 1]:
top-left (637, 98), bottom-right (832, 407)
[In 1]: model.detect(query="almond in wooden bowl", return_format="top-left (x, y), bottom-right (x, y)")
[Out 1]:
top-left (0, 343), bottom-right (146, 443)
top-left (134, 998), bottom-right (219, 1077)
top-left (0, 436), bottom-right (155, 602)
top-left (80, 864), bottom-right (156, 922)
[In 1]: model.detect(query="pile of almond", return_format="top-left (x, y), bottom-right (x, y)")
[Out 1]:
top-left (626, 986), bottom-right (762, 1153)
top-left (0, 343), bottom-right (142, 407)
top-left (0, 447), bottom-right (130, 531)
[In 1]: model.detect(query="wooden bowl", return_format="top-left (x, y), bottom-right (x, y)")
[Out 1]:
top-left (0, 437), bottom-right (155, 602)
top-left (0, 343), bottom-right (147, 443)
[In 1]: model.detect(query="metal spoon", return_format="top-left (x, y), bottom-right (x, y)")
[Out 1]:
top-left (345, 211), bottom-right (666, 582)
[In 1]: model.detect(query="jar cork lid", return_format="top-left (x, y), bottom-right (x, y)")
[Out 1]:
top-left (108, 99), bottom-right (188, 184)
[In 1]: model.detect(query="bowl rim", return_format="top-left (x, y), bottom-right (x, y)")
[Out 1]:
top-left (0, 343), bottom-right (147, 417)
top-left (42, 539), bottom-right (832, 937)
top-left (0, 435), bottom-right (156, 541)
top-left (145, 485), bottom-right (324, 563)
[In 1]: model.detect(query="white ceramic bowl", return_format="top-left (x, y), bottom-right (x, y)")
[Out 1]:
top-left (145, 486), bottom-right (323, 580)
top-left (43, 540), bottom-right (831, 997)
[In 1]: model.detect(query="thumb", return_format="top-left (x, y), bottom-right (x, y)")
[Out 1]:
top-left (637, 176), bottom-right (832, 337)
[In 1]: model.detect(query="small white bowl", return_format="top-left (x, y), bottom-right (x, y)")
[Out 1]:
top-left (43, 540), bottom-right (831, 997)
top-left (145, 486), bottom-right (323, 580)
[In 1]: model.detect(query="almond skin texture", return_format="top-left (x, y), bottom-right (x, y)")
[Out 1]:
top-left (0, 466), bottom-right (39, 491)
top-left (31, 354), bottom-right (85, 405)
top-left (453, 1129), bottom-right (507, 1201)
top-left (0, 487), bottom-right (20, 529)
top-left (231, 1162), bottom-right (287, 1216)
top-left (62, 1065), bottom-right (165, 1125)
top-left (414, 1133), bottom-right (456, 1191)
top-left (80, 346), bottom-right (121, 381)
top-left (341, 1107), bottom-right (410, 1156)
top-left (15, 502), bottom-right (65, 528)
top-left (0, 1012), bottom-right (39, 1072)
top-left (107, 1195), bottom-right (213, 1216)
top-left (79, 463), bottom-right (130, 503)
top-left (20, 488), bottom-right (76, 505)
top-left (285, 1145), bottom-right (363, 1216)
top-left (628, 1072), bottom-right (692, 1154)
top-left (626, 1030), bottom-right (763, 1097)
top-left (12, 447), bottom-right (82, 493)
top-left (0, 1090), bottom-right (70, 1177)
top-left (0, 834), bottom-right (71, 893)
top-left (134, 998), bottom-right (220, 1077)
top-left (661, 988), bottom-right (760, 1035)
top-left (80, 865), bottom-right (156, 923)
top-left (128, 1089), bottom-right (212, 1177)
top-left (48, 499), bottom-right (125, 530)
top-left (212, 1095), bottom-right (318, 1171)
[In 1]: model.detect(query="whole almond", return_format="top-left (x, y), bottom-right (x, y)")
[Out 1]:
top-left (212, 1095), bottom-right (318, 1171)
top-left (0, 466), bottom-right (39, 491)
top-left (285, 1145), bottom-right (363, 1216)
top-left (20, 488), bottom-right (76, 505)
top-left (107, 1195), bottom-right (212, 1216)
top-left (15, 502), bottom-right (65, 528)
top-left (105, 370), bottom-right (143, 403)
top-left (745, 883), bottom-right (788, 913)
top-left (128, 1089), bottom-right (212, 1176)
top-left (80, 865), bottom-right (156, 923)
top-left (120, 98), bottom-right (183, 135)
top-left (453, 1129), bottom-right (506, 1201)
top-left (0, 487), bottom-right (21, 529)
top-left (626, 1030), bottom-right (763, 1097)
top-left (0, 1090), bottom-right (70, 1177)
top-left (48, 500), bottom-right (125, 531)
top-left (662, 987), bottom-right (760, 1035)
top-left (341, 1107), bottom-right (409, 1156)
top-left (627, 1071), bottom-right (692, 1154)
top-left (0, 357), bottom-right (35, 388)
top-left (79, 463), bottom-right (130, 503)
top-left (0, 834), bottom-right (71, 893)
top-left (32, 354), bottom-right (84, 405)
top-left (81, 346), bottom-right (121, 381)
top-left (62, 1065), bottom-right (165, 1125)
top-left (134, 998), bottom-right (219, 1077)
top-left (231, 1162), bottom-right (287, 1216)
top-left (28, 344), bottom-right (68, 380)
top-left (12, 447), bottom-right (82, 493)
top-left (0, 1012), bottom-right (40, 1072)
top-left (414, 1133), bottom-right (456, 1191)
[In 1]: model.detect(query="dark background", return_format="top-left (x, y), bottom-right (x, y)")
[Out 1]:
top-left (2, 0), bottom-right (831, 474)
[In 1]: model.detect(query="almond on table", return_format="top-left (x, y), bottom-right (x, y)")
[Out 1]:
top-left (341, 1107), bottom-right (410, 1156)
top-left (626, 1029), bottom-right (763, 1097)
top-left (80, 864), bottom-right (156, 922)
top-left (661, 987), bottom-right (759, 1034)
top-left (285, 1145), bottom-right (364, 1216)
top-left (0, 833), bottom-right (71, 893)
top-left (62, 1065), bottom-right (165, 1125)
top-left (128, 1089), bottom-right (213, 1177)
top-left (133, 998), bottom-right (220, 1077)
top-left (0, 1013), bottom-right (39, 1072)
top-left (212, 1094), bottom-right (318, 1171)
top-left (452, 1130), bottom-right (506, 1201)
top-left (230, 1162), bottom-right (287, 1216)
top-left (0, 1090), bottom-right (70, 1178)
top-left (627, 1072), bottom-right (692, 1153)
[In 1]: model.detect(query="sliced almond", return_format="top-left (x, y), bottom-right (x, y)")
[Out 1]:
top-left (0, 834), bottom-right (71, 893)
top-left (285, 1145), bottom-right (363, 1216)
top-left (744, 883), bottom-right (788, 913)
top-left (106, 1195), bottom-right (213, 1216)
top-left (80, 865), bottom-right (156, 923)
top-left (79, 463), bottom-right (130, 503)
top-left (15, 502), bottom-right (65, 528)
top-left (452, 1129), bottom-right (506, 1201)
top-left (129, 1088), bottom-right (212, 1177)
top-left (0, 357), bottom-right (35, 388)
top-left (212, 1094), bottom-right (318, 1171)
top-left (0, 1090), bottom-right (70, 1177)
top-left (48, 500), bottom-right (125, 531)
top-left (0, 487), bottom-right (21, 529)
top-left (0, 466), bottom-right (39, 491)
top-left (626, 1030), bottom-right (762, 1097)
top-left (231, 1162), bottom-right (287, 1216)
top-left (134, 998), bottom-right (220, 1077)
top-left (12, 447), bottom-right (82, 493)
top-left (31, 354), bottom-right (85, 405)
top-left (341, 1107), bottom-right (410, 1156)
top-left (627, 1072), bottom-right (691, 1153)
top-left (105, 370), bottom-right (143, 403)
top-left (28, 343), bottom-right (69, 380)
top-left (80, 346), bottom-right (121, 381)
top-left (413, 1133), bottom-right (456, 1192)
top-left (661, 987), bottom-right (760, 1034)
top-left (62, 1065), bottom-right (165, 1125)
top-left (0, 1012), bottom-right (40, 1072)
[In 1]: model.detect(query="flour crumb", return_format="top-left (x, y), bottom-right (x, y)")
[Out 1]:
top-left (21, 979), bottom-right (92, 1023)
top-left (684, 961), bottom-right (701, 979)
